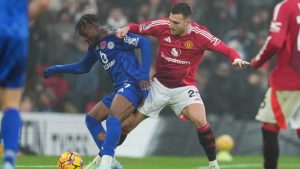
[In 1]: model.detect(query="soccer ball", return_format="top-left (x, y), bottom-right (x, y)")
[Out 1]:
top-left (216, 134), bottom-right (234, 151)
top-left (57, 151), bottom-right (83, 169)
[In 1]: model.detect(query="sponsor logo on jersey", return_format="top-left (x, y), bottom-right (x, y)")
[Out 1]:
top-left (184, 40), bottom-right (193, 49)
top-left (124, 35), bottom-right (139, 46)
top-left (108, 41), bottom-right (115, 49)
top-left (171, 48), bottom-right (181, 57)
top-left (161, 52), bottom-right (190, 65)
top-left (103, 60), bottom-right (116, 70)
top-left (164, 36), bottom-right (171, 43)
top-left (100, 41), bottom-right (106, 49)
top-left (139, 24), bottom-right (150, 32)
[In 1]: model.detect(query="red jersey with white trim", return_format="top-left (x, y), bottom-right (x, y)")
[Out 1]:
top-left (129, 18), bottom-right (240, 88)
top-left (252, 0), bottom-right (300, 90)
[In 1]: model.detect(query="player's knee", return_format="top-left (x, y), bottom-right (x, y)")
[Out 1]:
top-left (262, 123), bottom-right (280, 134)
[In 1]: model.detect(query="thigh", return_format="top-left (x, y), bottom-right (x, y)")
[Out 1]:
top-left (0, 88), bottom-right (23, 110)
top-left (181, 103), bottom-right (207, 128)
top-left (138, 78), bottom-right (170, 118)
top-left (110, 94), bottom-right (136, 122)
top-left (88, 101), bottom-right (110, 121)
top-left (279, 91), bottom-right (300, 129)
top-left (169, 85), bottom-right (203, 117)
top-left (121, 111), bottom-right (147, 133)
top-left (0, 38), bottom-right (27, 88)
top-left (255, 89), bottom-right (277, 124)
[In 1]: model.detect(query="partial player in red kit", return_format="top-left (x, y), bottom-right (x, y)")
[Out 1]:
top-left (251, 0), bottom-right (300, 169)
top-left (116, 3), bottom-right (249, 169)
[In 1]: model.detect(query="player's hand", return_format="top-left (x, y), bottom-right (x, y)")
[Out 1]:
top-left (44, 66), bottom-right (56, 79)
top-left (116, 27), bottom-right (129, 38)
top-left (139, 80), bottom-right (150, 106)
top-left (232, 58), bottom-right (250, 68)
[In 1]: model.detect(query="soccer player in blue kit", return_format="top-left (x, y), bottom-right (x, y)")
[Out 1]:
top-left (44, 14), bottom-right (151, 169)
top-left (0, 0), bottom-right (48, 169)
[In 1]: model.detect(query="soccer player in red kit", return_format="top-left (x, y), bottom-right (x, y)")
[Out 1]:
top-left (116, 3), bottom-right (249, 169)
top-left (251, 0), bottom-right (300, 169)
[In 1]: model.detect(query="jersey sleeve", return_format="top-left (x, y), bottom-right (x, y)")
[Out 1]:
top-left (251, 3), bottom-right (289, 68)
top-left (202, 27), bottom-right (240, 61)
top-left (122, 33), bottom-right (152, 80)
top-left (128, 19), bottom-right (169, 38)
top-left (53, 47), bottom-right (97, 74)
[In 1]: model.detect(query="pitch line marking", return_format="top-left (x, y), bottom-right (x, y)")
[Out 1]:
top-left (197, 163), bottom-right (299, 169)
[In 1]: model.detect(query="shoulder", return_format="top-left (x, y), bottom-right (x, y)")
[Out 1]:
top-left (273, 0), bottom-right (291, 16)
top-left (123, 33), bottom-right (141, 46)
top-left (140, 18), bottom-right (170, 29)
top-left (189, 22), bottom-right (214, 41)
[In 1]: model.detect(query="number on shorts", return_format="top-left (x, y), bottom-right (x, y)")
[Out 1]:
top-left (188, 90), bottom-right (200, 98)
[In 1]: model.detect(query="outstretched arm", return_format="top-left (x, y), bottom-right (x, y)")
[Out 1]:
top-left (44, 52), bottom-right (97, 78)
top-left (251, 3), bottom-right (289, 69)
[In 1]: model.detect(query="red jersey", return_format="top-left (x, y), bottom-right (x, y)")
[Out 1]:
top-left (129, 19), bottom-right (240, 88)
top-left (252, 0), bottom-right (300, 90)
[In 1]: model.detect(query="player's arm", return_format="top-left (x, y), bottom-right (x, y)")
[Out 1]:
top-left (251, 3), bottom-right (289, 69)
top-left (123, 33), bottom-right (152, 88)
top-left (44, 48), bottom-right (97, 78)
top-left (29, 0), bottom-right (49, 21)
top-left (116, 19), bottom-right (169, 38)
top-left (206, 35), bottom-right (249, 68)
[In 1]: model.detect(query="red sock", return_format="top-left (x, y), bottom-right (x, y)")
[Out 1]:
top-left (297, 128), bottom-right (300, 139)
top-left (197, 123), bottom-right (216, 161)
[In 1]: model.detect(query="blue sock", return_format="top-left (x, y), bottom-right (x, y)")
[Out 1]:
top-left (102, 115), bottom-right (121, 156)
top-left (1, 108), bottom-right (22, 165)
top-left (85, 114), bottom-right (106, 154)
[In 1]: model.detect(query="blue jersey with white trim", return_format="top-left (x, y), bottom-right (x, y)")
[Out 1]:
top-left (88, 33), bottom-right (148, 86)
top-left (0, 0), bottom-right (29, 38)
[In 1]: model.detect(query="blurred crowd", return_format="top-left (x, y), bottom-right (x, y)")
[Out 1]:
top-left (23, 0), bottom-right (279, 119)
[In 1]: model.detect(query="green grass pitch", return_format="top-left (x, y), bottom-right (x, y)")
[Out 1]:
top-left (13, 155), bottom-right (299, 169)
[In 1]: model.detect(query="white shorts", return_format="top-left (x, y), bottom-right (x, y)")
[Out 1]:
top-left (256, 88), bottom-right (300, 129)
top-left (138, 78), bottom-right (203, 118)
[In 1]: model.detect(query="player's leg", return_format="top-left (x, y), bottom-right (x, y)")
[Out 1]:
top-left (0, 88), bottom-right (23, 168)
top-left (100, 83), bottom-right (141, 169)
top-left (118, 111), bottom-right (148, 146)
top-left (181, 103), bottom-right (219, 169)
top-left (170, 85), bottom-right (219, 169)
top-left (255, 88), bottom-right (283, 169)
top-left (261, 123), bottom-right (280, 169)
top-left (0, 37), bottom-right (27, 169)
top-left (100, 94), bottom-right (136, 169)
top-left (85, 100), bottom-right (110, 155)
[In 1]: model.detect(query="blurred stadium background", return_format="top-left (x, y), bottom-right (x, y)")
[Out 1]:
top-left (5, 0), bottom-right (299, 168)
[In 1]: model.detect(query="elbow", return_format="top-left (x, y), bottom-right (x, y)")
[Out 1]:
top-left (40, 0), bottom-right (49, 9)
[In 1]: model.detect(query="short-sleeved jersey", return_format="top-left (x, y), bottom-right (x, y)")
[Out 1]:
top-left (86, 33), bottom-right (144, 87)
top-left (129, 19), bottom-right (239, 88)
top-left (252, 0), bottom-right (300, 90)
top-left (0, 0), bottom-right (29, 38)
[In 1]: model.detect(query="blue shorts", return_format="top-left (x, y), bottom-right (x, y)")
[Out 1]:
top-left (0, 37), bottom-right (28, 88)
top-left (102, 82), bottom-right (143, 109)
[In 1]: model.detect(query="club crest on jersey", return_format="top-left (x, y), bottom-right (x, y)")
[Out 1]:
top-left (108, 41), bottom-right (115, 49)
top-left (100, 41), bottom-right (106, 49)
top-left (171, 48), bottom-right (181, 57)
top-left (184, 40), bottom-right (193, 49)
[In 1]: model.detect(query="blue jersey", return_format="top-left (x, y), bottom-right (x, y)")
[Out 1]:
top-left (0, 0), bottom-right (29, 38)
top-left (49, 33), bottom-right (151, 87)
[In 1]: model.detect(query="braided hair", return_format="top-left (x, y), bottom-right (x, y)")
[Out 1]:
top-left (75, 14), bottom-right (99, 36)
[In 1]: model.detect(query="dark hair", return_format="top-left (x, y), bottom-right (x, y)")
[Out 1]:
top-left (170, 3), bottom-right (193, 18)
top-left (75, 14), bottom-right (99, 35)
